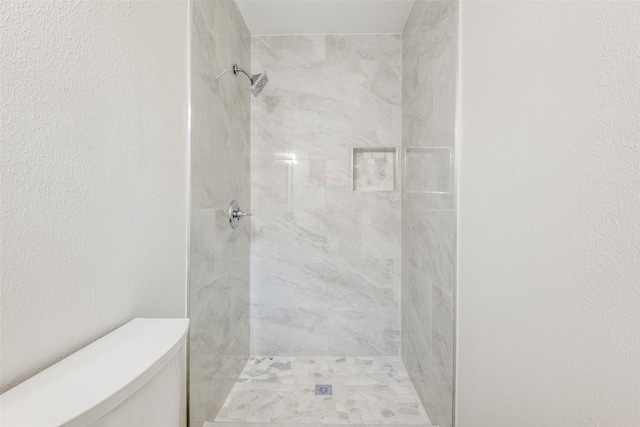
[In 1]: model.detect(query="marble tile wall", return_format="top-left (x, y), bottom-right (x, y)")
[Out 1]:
top-left (401, 2), bottom-right (458, 427)
top-left (190, 1), bottom-right (251, 426)
top-left (251, 34), bottom-right (402, 357)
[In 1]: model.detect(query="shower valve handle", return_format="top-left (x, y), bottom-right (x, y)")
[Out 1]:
top-left (228, 200), bottom-right (251, 229)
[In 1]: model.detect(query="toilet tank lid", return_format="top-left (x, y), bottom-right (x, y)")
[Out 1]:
top-left (0, 318), bottom-right (189, 427)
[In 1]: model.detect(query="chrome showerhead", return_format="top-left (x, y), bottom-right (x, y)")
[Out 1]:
top-left (214, 64), bottom-right (269, 97)
top-left (249, 70), bottom-right (269, 97)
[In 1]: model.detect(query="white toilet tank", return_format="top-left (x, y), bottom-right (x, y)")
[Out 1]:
top-left (0, 318), bottom-right (189, 427)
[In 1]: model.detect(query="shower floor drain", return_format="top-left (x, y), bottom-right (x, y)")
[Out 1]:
top-left (315, 384), bottom-right (332, 396)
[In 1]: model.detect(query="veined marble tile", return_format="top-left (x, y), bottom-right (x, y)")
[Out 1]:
top-left (401, 351), bottom-right (452, 427)
top-left (405, 147), bottom-right (452, 193)
top-left (252, 209), bottom-right (362, 259)
top-left (401, 209), bottom-right (422, 273)
top-left (251, 106), bottom-right (293, 159)
top-left (321, 209), bottom-right (363, 258)
top-left (220, 0), bottom-right (252, 37)
top-left (190, 110), bottom-right (229, 209)
top-left (361, 208), bottom-right (401, 259)
top-left (326, 34), bottom-right (401, 61)
top-left (401, 262), bottom-right (435, 406)
top-left (190, 1), bottom-right (251, 425)
top-left (192, 1), bottom-right (219, 38)
top-left (402, 32), bottom-right (439, 86)
top-left (251, 308), bottom-right (330, 356)
top-left (190, 70), bottom-right (220, 133)
top-left (255, 60), bottom-right (363, 112)
top-left (401, 192), bottom-right (454, 210)
top-left (291, 109), bottom-right (396, 160)
top-left (400, 32), bottom-right (422, 84)
top-left (403, 0), bottom-right (458, 39)
top-left (416, 210), bottom-right (455, 295)
top-left (192, 2), bottom-right (234, 62)
top-left (401, 260), bottom-right (433, 354)
top-left (191, 110), bottom-right (250, 210)
top-left (251, 158), bottom-right (326, 211)
top-left (431, 284), bottom-right (454, 380)
top-left (401, 209), bottom-right (454, 296)
top-left (402, 38), bottom-right (456, 148)
top-left (189, 262), bottom-right (250, 427)
top-left (361, 60), bottom-right (402, 107)
top-left (190, 209), bottom-right (216, 292)
top-left (431, 40), bottom-right (458, 143)
top-left (193, 24), bottom-right (251, 108)
top-left (190, 262), bottom-right (250, 355)
top-left (190, 350), bottom-right (248, 427)
top-left (251, 33), bottom-right (404, 359)
top-left (251, 257), bottom-right (397, 309)
top-left (250, 256), bottom-right (319, 308)
top-left (213, 208), bottom-right (250, 279)
top-left (402, 101), bottom-right (435, 153)
top-left (401, 3), bottom-right (458, 427)
top-left (250, 159), bottom-right (289, 210)
top-left (327, 309), bottom-right (400, 356)
top-left (325, 185), bottom-right (401, 211)
top-left (402, 35), bottom-right (435, 148)
top-left (252, 210), bottom-right (329, 259)
top-left (402, 106), bottom-right (435, 152)
top-left (323, 158), bottom-right (352, 188)
top-left (402, 307), bottom-right (431, 372)
top-left (252, 35), bottom-right (326, 69)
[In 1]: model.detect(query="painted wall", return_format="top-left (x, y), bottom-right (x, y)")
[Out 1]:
top-left (188, 1), bottom-right (251, 425)
top-left (0, 0), bottom-right (189, 393)
top-left (251, 34), bottom-right (402, 356)
top-left (400, 2), bottom-right (458, 427)
top-left (457, 1), bottom-right (640, 426)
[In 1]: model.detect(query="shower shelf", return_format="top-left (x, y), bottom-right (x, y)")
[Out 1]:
top-left (352, 147), bottom-right (398, 192)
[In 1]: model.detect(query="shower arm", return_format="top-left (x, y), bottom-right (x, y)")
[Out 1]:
top-left (214, 64), bottom-right (251, 81)
top-left (214, 64), bottom-right (268, 97)
top-left (233, 65), bottom-right (252, 80)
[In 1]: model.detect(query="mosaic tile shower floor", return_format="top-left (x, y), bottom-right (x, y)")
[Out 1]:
top-left (212, 356), bottom-right (434, 425)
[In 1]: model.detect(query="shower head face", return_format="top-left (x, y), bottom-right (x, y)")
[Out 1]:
top-left (250, 71), bottom-right (269, 97)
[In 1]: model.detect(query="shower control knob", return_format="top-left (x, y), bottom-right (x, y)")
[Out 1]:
top-left (228, 200), bottom-right (252, 229)
top-left (234, 211), bottom-right (252, 218)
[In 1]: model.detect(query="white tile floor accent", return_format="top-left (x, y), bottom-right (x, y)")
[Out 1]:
top-left (212, 356), bottom-right (434, 425)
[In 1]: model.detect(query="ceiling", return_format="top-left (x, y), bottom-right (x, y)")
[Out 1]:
top-left (235, 0), bottom-right (416, 35)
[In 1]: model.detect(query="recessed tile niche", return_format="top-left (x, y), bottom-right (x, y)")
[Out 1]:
top-left (352, 147), bottom-right (398, 192)
top-left (404, 147), bottom-right (451, 193)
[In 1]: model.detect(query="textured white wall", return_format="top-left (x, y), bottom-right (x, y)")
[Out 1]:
top-left (457, 1), bottom-right (640, 426)
top-left (1, 0), bottom-right (189, 392)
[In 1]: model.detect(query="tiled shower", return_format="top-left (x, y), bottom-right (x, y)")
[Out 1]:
top-left (189, 1), bottom-right (458, 426)
top-left (250, 33), bottom-right (402, 357)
